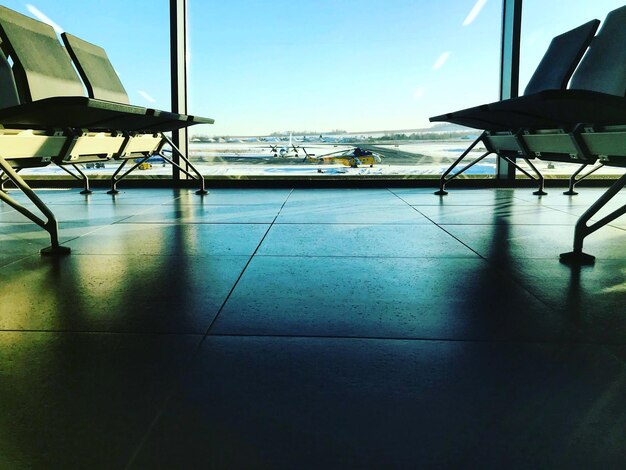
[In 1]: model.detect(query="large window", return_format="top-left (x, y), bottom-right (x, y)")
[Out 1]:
top-left (3, 0), bottom-right (171, 179)
top-left (188, 0), bottom-right (501, 178)
top-left (517, 0), bottom-right (625, 180)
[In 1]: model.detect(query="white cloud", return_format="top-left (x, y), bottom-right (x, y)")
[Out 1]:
top-left (432, 52), bottom-right (451, 71)
top-left (138, 90), bottom-right (156, 103)
top-left (463, 0), bottom-right (488, 26)
top-left (26, 4), bottom-right (63, 34)
top-left (413, 87), bottom-right (425, 99)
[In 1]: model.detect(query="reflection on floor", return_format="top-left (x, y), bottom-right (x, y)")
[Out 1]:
top-left (1, 187), bottom-right (625, 468)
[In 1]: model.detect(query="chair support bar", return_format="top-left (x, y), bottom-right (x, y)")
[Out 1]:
top-left (1, 168), bottom-right (19, 190)
top-left (161, 134), bottom-right (207, 195)
top-left (435, 133), bottom-right (490, 195)
top-left (106, 133), bottom-right (207, 195)
top-left (560, 171), bottom-right (626, 265)
top-left (564, 162), bottom-right (604, 195)
top-left (0, 155), bottom-right (70, 255)
top-left (501, 155), bottom-right (547, 195)
top-left (107, 156), bottom-right (146, 194)
top-left (435, 131), bottom-right (547, 196)
top-left (55, 162), bottom-right (92, 194)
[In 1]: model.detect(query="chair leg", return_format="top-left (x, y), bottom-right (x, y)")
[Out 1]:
top-left (107, 135), bottom-right (208, 196)
top-left (526, 158), bottom-right (547, 196)
top-left (501, 155), bottom-right (547, 195)
top-left (435, 133), bottom-right (491, 196)
top-left (108, 159), bottom-right (134, 195)
top-left (74, 164), bottom-right (93, 194)
top-left (0, 156), bottom-right (70, 255)
top-left (560, 172), bottom-right (626, 265)
top-left (55, 163), bottom-right (93, 194)
top-left (161, 134), bottom-right (208, 195)
top-left (1, 167), bottom-right (24, 190)
top-left (563, 162), bottom-right (604, 196)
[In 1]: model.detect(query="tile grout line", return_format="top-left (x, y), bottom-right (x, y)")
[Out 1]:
top-left (123, 188), bottom-right (295, 470)
top-left (205, 332), bottom-right (626, 347)
top-left (388, 188), bottom-right (567, 317)
top-left (201, 188), bottom-right (295, 337)
top-left (0, 328), bottom-right (206, 336)
top-left (388, 188), bottom-right (487, 260)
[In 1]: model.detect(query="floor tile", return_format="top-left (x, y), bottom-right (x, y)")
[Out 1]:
top-left (286, 189), bottom-right (404, 206)
top-left (416, 204), bottom-right (581, 225)
top-left (1, 186), bottom-right (624, 469)
top-left (65, 223), bottom-right (269, 256)
top-left (391, 188), bottom-right (519, 206)
top-left (0, 332), bottom-right (200, 469)
top-left (3, 186), bottom-right (183, 205)
top-left (0, 252), bottom-right (29, 268)
top-left (546, 203), bottom-right (625, 223)
top-left (124, 203), bottom-right (282, 224)
top-left (0, 222), bottom-right (113, 256)
top-left (514, 187), bottom-right (626, 207)
top-left (509, 259), bottom-right (626, 343)
top-left (258, 223), bottom-right (478, 258)
top-left (515, 189), bottom-right (626, 229)
top-left (276, 204), bottom-right (430, 224)
top-left (443, 224), bottom-right (626, 260)
top-left (172, 188), bottom-right (292, 205)
top-left (212, 256), bottom-right (566, 341)
top-left (0, 255), bottom-right (249, 333)
top-left (131, 336), bottom-right (626, 469)
top-left (2, 188), bottom-right (92, 205)
top-left (0, 203), bottom-right (148, 224)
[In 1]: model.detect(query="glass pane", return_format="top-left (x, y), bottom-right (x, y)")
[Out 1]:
top-left (188, 0), bottom-right (501, 178)
top-left (517, 0), bottom-right (625, 181)
top-left (0, 1), bottom-right (170, 180)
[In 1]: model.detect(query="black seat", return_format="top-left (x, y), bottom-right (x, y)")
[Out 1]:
top-left (487, 4), bottom-right (626, 127)
top-left (0, 5), bottom-right (213, 256)
top-left (61, 32), bottom-right (213, 132)
top-left (427, 18), bottom-right (602, 198)
top-left (430, 18), bottom-right (601, 130)
top-left (0, 5), bottom-right (212, 133)
top-left (428, 7), bottom-right (626, 265)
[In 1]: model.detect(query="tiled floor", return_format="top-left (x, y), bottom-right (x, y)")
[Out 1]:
top-left (0, 186), bottom-right (625, 469)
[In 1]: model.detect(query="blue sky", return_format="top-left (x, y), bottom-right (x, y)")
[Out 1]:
top-left (2, 1), bottom-right (623, 135)
top-left (187, 0), bottom-right (502, 134)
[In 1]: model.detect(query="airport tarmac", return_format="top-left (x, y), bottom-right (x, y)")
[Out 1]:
top-left (15, 140), bottom-right (623, 178)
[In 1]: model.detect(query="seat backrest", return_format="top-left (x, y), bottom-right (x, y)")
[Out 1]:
top-left (0, 48), bottom-right (20, 108)
top-left (569, 5), bottom-right (626, 96)
top-left (524, 19), bottom-right (599, 95)
top-left (61, 32), bottom-right (130, 104)
top-left (0, 5), bottom-right (85, 102)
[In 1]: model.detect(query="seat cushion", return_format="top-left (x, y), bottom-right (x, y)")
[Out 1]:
top-left (430, 90), bottom-right (626, 131)
top-left (0, 97), bottom-right (213, 133)
top-left (489, 89), bottom-right (626, 126)
top-left (429, 103), bottom-right (559, 131)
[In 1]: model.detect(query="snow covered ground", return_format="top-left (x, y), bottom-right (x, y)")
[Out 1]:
top-left (16, 140), bottom-right (623, 178)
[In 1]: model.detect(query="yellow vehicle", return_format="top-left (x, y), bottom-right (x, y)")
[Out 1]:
top-left (311, 147), bottom-right (382, 168)
top-left (138, 162), bottom-right (152, 170)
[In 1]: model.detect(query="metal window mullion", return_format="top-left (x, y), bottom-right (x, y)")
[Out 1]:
top-left (170, 0), bottom-right (188, 181)
top-left (498, 0), bottom-right (523, 180)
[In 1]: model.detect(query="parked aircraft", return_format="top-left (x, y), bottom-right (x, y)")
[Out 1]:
top-left (268, 133), bottom-right (302, 158)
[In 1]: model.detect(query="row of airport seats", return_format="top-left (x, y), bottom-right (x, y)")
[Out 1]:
top-left (0, 5), bottom-right (213, 255)
top-left (430, 5), bottom-right (626, 265)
